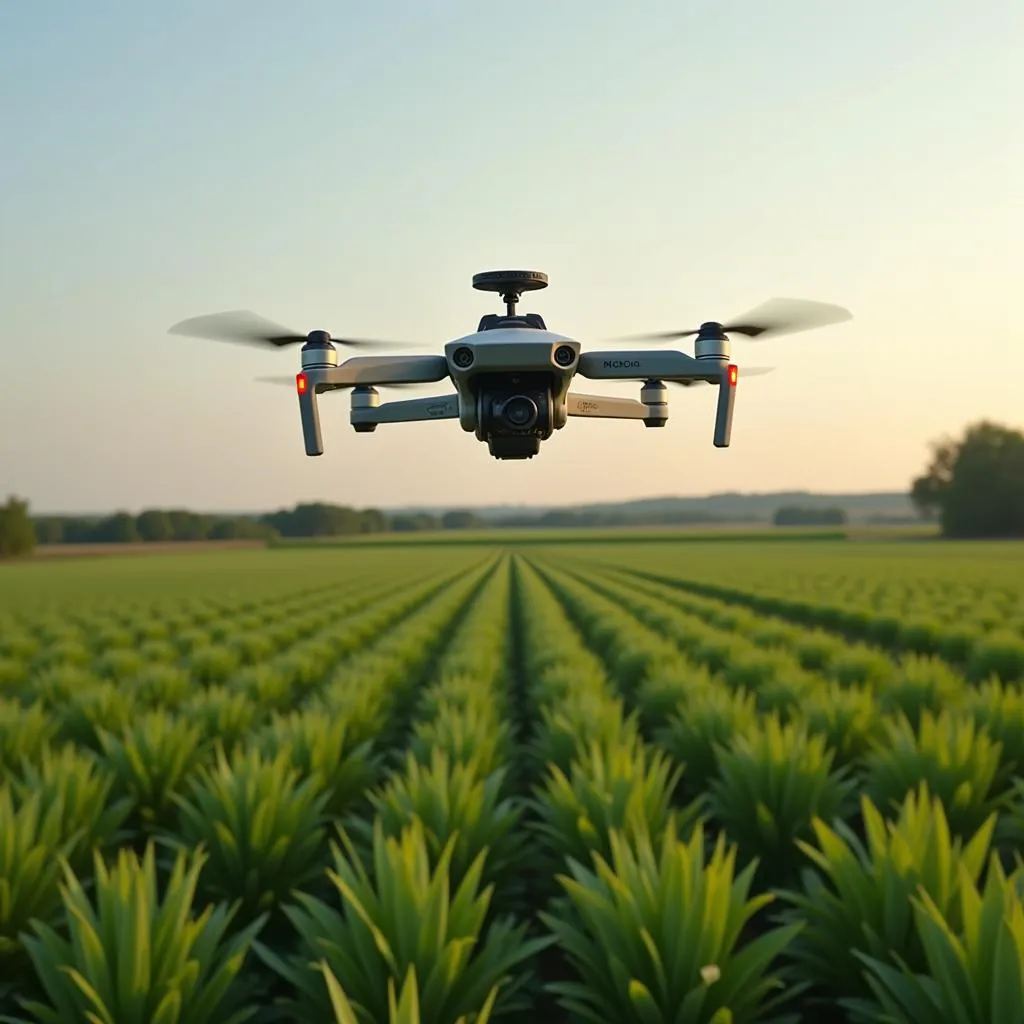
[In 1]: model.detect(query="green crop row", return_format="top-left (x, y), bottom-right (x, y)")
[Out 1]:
top-left (561, 559), bottom-right (983, 735)
top-left (580, 542), bottom-right (1024, 645)
top-left (536, 556), bottom-right (1024, 833)
top-left (2, 540), bottom-right (1024, 1023)
top-left (0, 553), bottom-right (521, 1022)
top-left (518, 551), bottom-right (1024, 1020)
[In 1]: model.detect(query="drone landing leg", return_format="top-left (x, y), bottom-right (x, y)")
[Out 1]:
top-left (297, 379), bottom-right (324, 455)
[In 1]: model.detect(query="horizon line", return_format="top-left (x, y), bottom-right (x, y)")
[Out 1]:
top-left (30, 486), bottom-right (915, 518)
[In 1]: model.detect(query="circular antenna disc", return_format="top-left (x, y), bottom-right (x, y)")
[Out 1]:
top-left (472, 270), bottom-right (548, 293)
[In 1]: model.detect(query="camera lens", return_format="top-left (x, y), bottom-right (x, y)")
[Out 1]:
top-left (554, 344), bottom-right (575, 367)
top-left (502, 395), bottom-right (538, 430)
top-left (453, 346), bottom-right (474, 368)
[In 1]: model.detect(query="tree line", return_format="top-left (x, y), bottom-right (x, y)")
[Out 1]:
top-left (0, 502), bottom-right (497, 557)
top-left (20, 504), bottom-right (483, 551)
top-left (2, 502), bottom-right (748, 557)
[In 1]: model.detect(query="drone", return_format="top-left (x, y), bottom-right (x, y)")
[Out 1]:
top-left (168, 270), bottom-right (852, 460)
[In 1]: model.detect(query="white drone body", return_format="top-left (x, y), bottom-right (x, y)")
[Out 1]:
top-left (169, 270), bottom-right (851, 461)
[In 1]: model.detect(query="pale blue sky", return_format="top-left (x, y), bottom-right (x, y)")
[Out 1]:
top-left (1, 1), bottom-right (1020, 514)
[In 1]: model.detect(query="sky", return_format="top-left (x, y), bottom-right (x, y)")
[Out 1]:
top-left (1, 0), bottom-right (1021, 514)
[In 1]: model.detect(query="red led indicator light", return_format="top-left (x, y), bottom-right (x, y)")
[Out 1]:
top-left (296, 373), bottom-right (308, 394)
top-left (727, 364), bottom-right (738, 386)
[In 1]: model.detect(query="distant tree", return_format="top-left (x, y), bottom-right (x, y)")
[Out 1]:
top-left (359, 509), bottom-right (388, 533)
top-left (92, 512), bottom-right (140, 543)
top-left (33, 517), bottom-right (64, 544)
top-left (0, 496), bottom-right (36, 557)
top-left (60, 517), bottom-right (103, 543)
top-left (772, 505), bottom-right (847, 526)
top-left (910, 436), bottom-right (959, 522)
top-left (166, 509), bottom-right (214, 541)
top-left (538, 510), bottom-right (584, 528)
top-left (136, 509), bottom-right (174, 542)
top-left (441, 510), bottom-right (479, 530)
top-left (912, 420), bottom-right (1024, 538)
top-left (390, 513), bottom-right (439, 532)
top-left (288, 503), bottom-right (356, 536)
top-left (208, 517), bottom-right (278, 540)
top-left (260, 503), bottom-right (387, 538)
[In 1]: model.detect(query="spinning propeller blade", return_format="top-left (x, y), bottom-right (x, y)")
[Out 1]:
top-left (168, 310), bottom-right (407, 350)
top-left (611, 297), bottom-right (852, 344)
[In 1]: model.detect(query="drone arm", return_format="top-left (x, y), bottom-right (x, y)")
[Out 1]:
top-left (576, 349), bottom-right (717, 382)
top-left (577, 350), bottom-right (736, 447)
top-left (295, 356), bottom-right (452, 455)
top-left (566, 393), bottom-right (649, 420)
top-left (308, 354), bottom-right (452, 388)
top-left (351, 394), bottom-right (460, 427)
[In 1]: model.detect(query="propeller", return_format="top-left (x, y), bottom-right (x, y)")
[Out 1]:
top-left (168, 310), bottom-right (408, 350)
top-left (669, 366), bottom-right (775, 387)
top-left (611, 297), bottom-right (852, 344)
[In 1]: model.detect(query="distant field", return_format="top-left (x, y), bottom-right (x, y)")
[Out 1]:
top-left (1, 535), bottom-right (1021, 1021)
top-left (270, 526), bottom-right (839, 547)
top-left (31, 539), bottom-right (267, 559)
top-left (15, 520), bottom-right (938, 563)
top-left (269, 521), bottom-right (937, 548)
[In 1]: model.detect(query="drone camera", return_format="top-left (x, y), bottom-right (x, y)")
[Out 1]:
top-left (476, 372), bottom-right (554, 460)
top-left (443, 302), bottom-right (581, 458)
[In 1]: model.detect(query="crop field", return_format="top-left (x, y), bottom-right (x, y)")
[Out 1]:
top-left (2, 538), bottom-right (1024, 1023)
